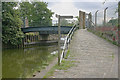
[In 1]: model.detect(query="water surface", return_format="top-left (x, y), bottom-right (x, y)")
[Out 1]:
top-left (2, 44), bottom-right (58, 78)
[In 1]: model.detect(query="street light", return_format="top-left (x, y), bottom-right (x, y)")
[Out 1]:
top-left (56, 14), bottom-right (73, 65)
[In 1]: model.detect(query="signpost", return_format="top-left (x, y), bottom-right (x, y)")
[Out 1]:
top-left (56, 14), bottom-right (73, 65)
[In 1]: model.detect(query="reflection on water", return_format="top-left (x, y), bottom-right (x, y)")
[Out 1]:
top-left (2, 44), bottom-right (58, 78)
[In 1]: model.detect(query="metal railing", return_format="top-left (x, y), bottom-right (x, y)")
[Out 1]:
top-left (60, 23), bottom-right (77, 63)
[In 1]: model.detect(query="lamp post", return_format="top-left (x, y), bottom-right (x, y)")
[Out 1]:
top-left (56, 14), bottom-right (73, 65)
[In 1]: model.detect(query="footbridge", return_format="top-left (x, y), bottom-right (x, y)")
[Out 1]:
top-left (21, 26), bottom-right (72, 34)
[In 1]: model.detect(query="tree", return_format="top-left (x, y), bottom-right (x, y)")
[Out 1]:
top-left (20, 2), bottom-right (54, 27)
top-left (19, 2), bottom-right (34, 27)
top-left (2, 2), bottom-right (24, 46)
top-left (0, 2), bottom-right (1, 21)
top-left (75, 16), bottom-right (80, 21)
top-left (2, 2), bottom-right (53, 47)
top-left (107, 18), bottom-right (118, 26)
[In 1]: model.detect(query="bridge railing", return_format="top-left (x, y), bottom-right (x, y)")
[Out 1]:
top-left (60, 23), bottom-right (78, 63)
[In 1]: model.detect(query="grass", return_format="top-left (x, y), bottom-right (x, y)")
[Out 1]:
top-left (111, 53), bottom-right (115, 60)
top-left (64, 50), bottom-right (70, 59)
top-left (87, 29), bottom-right (119, 46)
top-left (43, 50), bottom-right (75, 78)
top-left (27, 53), bottom-right (58, 78)
top-left (57, 60), bottom-right (75, 70)
top-left (43, 60), bottom-right (75, 78)
top-left (43, 63), bottom-right (57, 78)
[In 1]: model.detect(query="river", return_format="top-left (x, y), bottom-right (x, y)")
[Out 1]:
top-left (2, 43), bottom-right (58, 78)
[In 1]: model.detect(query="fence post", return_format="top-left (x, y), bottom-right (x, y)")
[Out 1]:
top-left (95, 10), bottom-right (99, 27)
top-left (104, 7), bottom-right (108, 26)
top-left (88, 12), bottom-right (92, 28)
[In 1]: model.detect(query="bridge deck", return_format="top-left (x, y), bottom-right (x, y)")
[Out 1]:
top-left (50, 29), bottom-right (118, 78)
top-left (21, 26), bottom-right (72, 34)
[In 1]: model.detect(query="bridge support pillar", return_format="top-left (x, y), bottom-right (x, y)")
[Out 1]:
top-left (40, 34), bottom-right (49, 41)
top-left (79, 11), bottom-right (86, 29)
top-left (79, 11), bottom-right (83, 29)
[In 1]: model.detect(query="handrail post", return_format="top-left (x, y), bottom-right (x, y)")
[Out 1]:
top-left (56, 14), bottom-right (73, 65)
top-left (58, 15), bottom-right (61, 66)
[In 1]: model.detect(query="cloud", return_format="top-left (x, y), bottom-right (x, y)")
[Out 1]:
top-left (47, 1), bottom-right (118, 24)
top-left (43, 0), bottom-right (118, 2)
top-left (48, 2), bottom-right (79, 16)
top-left (2, 0), bottom-right (119, 2)
top-left (48, 2), bottom-right (80, 24)
top-left (73, 2), bottom-right (103, 13)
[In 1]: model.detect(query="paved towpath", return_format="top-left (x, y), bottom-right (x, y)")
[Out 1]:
top-left (50, 29), bottom-right (118, 78)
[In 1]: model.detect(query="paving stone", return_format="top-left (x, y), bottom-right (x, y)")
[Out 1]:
top-left (51, 29), bottom-right (118, 78)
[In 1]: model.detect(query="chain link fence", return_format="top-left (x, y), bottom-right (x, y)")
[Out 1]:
top-left (87, 2), bottom-right (118, 45)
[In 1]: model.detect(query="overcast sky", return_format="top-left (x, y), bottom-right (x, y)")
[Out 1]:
top-left (5, 0), bottom-right (118, 24)
top-left (44, 0), bottom-right (118, 24)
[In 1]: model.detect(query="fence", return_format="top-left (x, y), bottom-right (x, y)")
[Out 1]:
top-left (87, 2), bottom-right (118, 45)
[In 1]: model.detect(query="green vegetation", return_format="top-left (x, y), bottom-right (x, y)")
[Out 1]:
top-left (30, 52), bottom-right (58, 78)
top-left (2, 2), bottom-right (24, 46)
top-left (75, 16), bottom-right (80, 21)
top-left (43, 49), bottom-right (75, 78)
top-left (43, 60), bottom-right (75, 78)
top-left (65, 50), bottom-right (70, 59)
top-left (57, 60), bottom-right (75, 70)
top-left (20, 2), bottom-right (54, 26)
top-left (2, 2), bottom-right (53, 47)
top-left (25, 32), bottom-right (39, 36)
top-left (106, 18), bottom-right (118, 26)
top-left (27, 39), bottom-right (31, 43)
top-left (87, 29), bottom-right (119, 46)
top-left (43, 64), bottom-right (57, 78)
top-left (111, 53), bottom-right (114, 60)
top-left (109, 53), bottom-right (114, 60)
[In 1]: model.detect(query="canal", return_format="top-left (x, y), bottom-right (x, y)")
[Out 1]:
top-left (2, 43), bottom-right (59, 78)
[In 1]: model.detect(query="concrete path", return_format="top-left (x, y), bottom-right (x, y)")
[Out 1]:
top-left (50, 29), bottom-right (118, 78)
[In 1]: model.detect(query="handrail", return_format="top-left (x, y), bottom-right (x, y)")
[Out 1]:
top-left (60, 23), bottom-right (77, 63)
